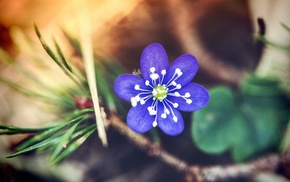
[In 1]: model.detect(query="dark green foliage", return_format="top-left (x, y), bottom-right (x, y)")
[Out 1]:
top-left (192, 75), bottom-right (290, 162)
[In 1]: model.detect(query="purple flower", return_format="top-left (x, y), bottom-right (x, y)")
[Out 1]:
top-left (114, 43), bottom-right (209, 136)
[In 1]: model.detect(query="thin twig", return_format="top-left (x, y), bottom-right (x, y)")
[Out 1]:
top-left (108, 113), bottom-right (289, 182)
top-left (191, 154), bottom-right (280, 182)
top-left (109, 114), bottom-right (189, 172)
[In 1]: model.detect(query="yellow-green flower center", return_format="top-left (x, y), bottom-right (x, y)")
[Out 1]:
top-left (152, 85), bottom-right (168, 101)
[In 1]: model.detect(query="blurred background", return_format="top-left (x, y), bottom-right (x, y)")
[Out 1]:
top-left (0, 0), bottom-right (289, 181)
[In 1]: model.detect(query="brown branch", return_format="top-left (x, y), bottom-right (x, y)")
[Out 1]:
top-left (191, 154), bottom-right (280, 181)
top-left (108, 114), bottom-right (189, 173)
top-left (108, 113), bottom-right (289, 182)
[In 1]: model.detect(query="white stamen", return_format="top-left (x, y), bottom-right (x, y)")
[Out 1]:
top-left (134, 85), bottom-right (152, 93)
top-left (147, 106), bottom-right (157, 115)
top-left (135, 95), bottom-right (140, 101)
top-left (152, 89), bottom-right (157, 96)
top-left (176, 84), bottom-right (181, 89)
top-left (173, 103), bottom-right (179, 108)
top-left (161, 69), bottom-right (166, 75)
top-left (166, 67), bottom-right (183, 89)
top-left (145, 80), bottom-right (150, 86)
top-left (131, 97), bottom-right (137, 107)
top-left (174, 92), bottom-right (180, 96)
top-left (138, 94), bottom-right (154, 105)
top-left (161, 102), bottom-right (170, 119)
top-left (150, 100), bottom-right (159, 128)
top-left (165, 109), bottom-right (170, 114)
top-left (161, 100), bottom-right (179, 124)
top-left (164, 99), bottom-right (176, 109)
top-left (186, 99), bottom-right (192, 104)
top-left (149, 67), bottom-right (159, 82)
top-left (140, 99), bottom-right (146, 105)
top-left (173, 116), bottom-right (178, 122)
top-left (175, 68), bottom-right (182, 76)
top-left (150, 73), bottom-right (159, 80)
top-left (168, 91), bottom-right (193, 105)
top-left (150, 67), bottom-right (156, 73)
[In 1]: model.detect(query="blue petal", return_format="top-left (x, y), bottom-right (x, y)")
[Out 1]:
top-left (127, 101), bottom-right (154, 133)
top-left (157, 105), bottom-right (184, 136)
top-left (168, 82), bottom-right (209, 112)
top-left (140, 43), bottom-right (169, 81)
top-left (164, 54), bottom-right (198, 86)
top-left (114, 74), bottom-right (146, 102)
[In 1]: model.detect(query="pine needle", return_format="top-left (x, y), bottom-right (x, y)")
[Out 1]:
top-left (78, 10), bottom-right (108, 146)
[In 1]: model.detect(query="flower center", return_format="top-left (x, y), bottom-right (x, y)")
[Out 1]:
top-left (152, 84), bottom-right (168, 101)
top-left (130, 67), bottom-right (192, 127)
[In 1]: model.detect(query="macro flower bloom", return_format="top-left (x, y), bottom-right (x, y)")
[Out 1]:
top-left (114, 43), bottom-right (209, 136)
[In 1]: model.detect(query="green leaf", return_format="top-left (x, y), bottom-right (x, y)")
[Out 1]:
top-left (51, 124), bottom-right (96, 165)
top-left (241, 74), bottom-right (285, 96)
top-left (192, 87), bottom-right (246, 153)
top-left (16, 112), bottom-right (91, 150)
top-left (34, 24), bottom-right (88, 92)
top-left (0, 125), bottom-right (53, 135)
top-left (35, 136), bottom-right (61, 153)
top-left (5, 109), bottom-right (93, 160)
top-left (49, 121), bottom-right (80, 161)
top-left (5, 135), bottom-right (61, 158)
top-left (94, 57), bottom-right (127, 114)
top-left (280, 117), bottom-right (290, 152)
top-left (53, 39), bottom-right (73, 73)
top-left (94, 62), bottom-right (117, 112)
top-left (192, 76), bottom-right (289, 162)
top-left (34, 24), bottom-right (62, 67)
